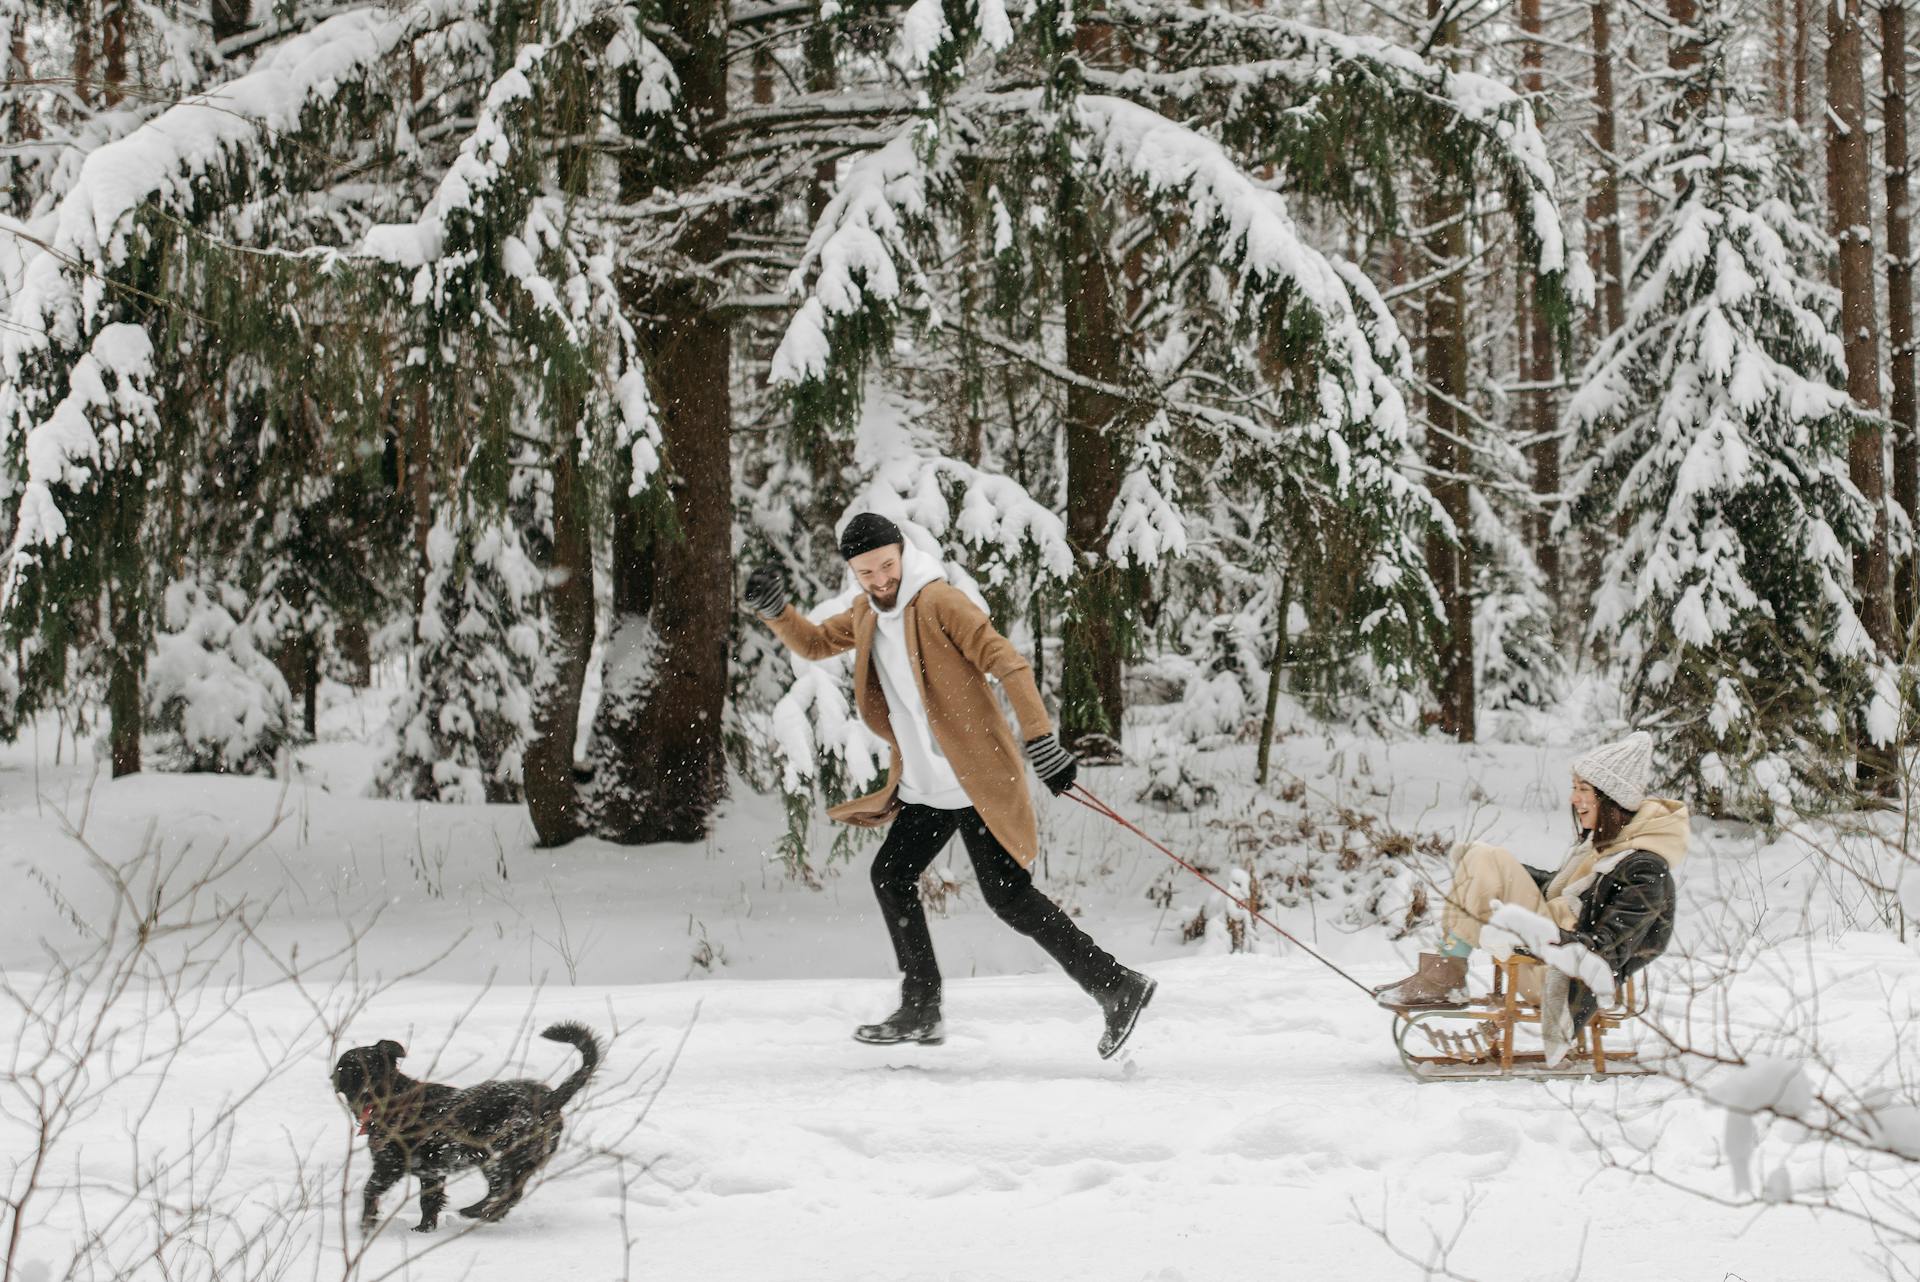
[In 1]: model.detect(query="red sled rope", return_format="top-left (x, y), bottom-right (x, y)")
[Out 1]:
top-left (1064, 782), bottom-right (1376, 998)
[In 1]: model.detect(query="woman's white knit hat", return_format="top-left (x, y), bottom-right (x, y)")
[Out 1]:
top-left (1571, 731), bottom-right (1654, 811)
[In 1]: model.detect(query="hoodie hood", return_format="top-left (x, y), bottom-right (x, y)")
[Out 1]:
top-left (872, 542), bottom-right (948, 624)
top-left (1598, 796), bottom-right (1690, 868)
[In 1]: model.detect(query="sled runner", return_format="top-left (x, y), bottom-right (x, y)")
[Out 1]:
top-left (1392, 955), bottom-right (1656, 1083)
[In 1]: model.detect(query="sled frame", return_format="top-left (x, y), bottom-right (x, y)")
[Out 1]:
top-left (1394, 955), bottom-right (1654, 1083)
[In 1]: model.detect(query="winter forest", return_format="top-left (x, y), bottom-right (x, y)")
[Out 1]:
top-left (5, 0), bottom-right (1920, 1276)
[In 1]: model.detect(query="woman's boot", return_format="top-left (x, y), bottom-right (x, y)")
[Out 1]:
top-left (1373, 953), bottom-right (1469, 1011)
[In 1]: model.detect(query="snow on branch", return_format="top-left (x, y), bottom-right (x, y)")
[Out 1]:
top-left (771, 127), bottom-right (934, 394)
top-left (890, 0), bottom-right (1014, 76)
top-left (2, 322), bottom-right (157, 601)
top-left (1101, 3), bottom-right (1586, 297)
top-left (2, 0), bottom-right (470, 365)
top-left (1069, 93), bottom-right (1401, 447)
top-left (848, 382), bottom-right (1074, 585)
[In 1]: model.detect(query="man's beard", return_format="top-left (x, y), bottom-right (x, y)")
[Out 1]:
top-left (868, 583), bottom-right (900, 610)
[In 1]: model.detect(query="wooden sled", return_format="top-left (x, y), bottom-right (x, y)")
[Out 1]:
top-left (1393, 955), bottom-right (1656, 1083)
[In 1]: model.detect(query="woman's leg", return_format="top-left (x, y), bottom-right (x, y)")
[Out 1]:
top-left (1441, 842), bottom-right (1550, 950)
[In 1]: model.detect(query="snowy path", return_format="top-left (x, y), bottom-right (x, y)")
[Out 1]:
top-left (13, 958), bottom-right (1878, 1282)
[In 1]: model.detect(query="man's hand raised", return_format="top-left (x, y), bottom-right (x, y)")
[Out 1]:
top-left (745, 564), bottom-right (788, 620)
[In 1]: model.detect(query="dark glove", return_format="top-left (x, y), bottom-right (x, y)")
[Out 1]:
top-left (745, 563), bottom-right (788, 619)
top-left (1023, 733), bottom-right (1078, 796)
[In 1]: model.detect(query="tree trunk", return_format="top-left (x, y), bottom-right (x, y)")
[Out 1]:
top-left (591, 0), bottom-right (732, 844)
top-left (73, 0), bottom-right (93, 106)
top-left (1830, 0), bottom-right (1896, 658)
top-left (1520, 0), bottom-right (1560, 607)
top-left (1885, 0), bottom-right (1918, 629)
top-left (101, 0), bottom-right (126, 106)
top-left (1058, 16), bottom-right (1129, 758)
top-left (1256, 573), bottom-right (1293, 788)
top-left (1589, 2), bottom-right (1627, 337)
top-left (1794, 0), bottom-right (1813, 128)
top-left (1425, 5), bottom-right (1475, 742)
top-left (5, 16), bottom-right (33, 217)
top-left (525, 431), bottom-right (594, 846)
top-left (806, 23), bottom-right (836, 225)
top-left (107, 580), bottom-right (141, 777)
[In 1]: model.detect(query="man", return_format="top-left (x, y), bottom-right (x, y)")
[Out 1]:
top-left (744, 512), bottom-right (1156, 1059)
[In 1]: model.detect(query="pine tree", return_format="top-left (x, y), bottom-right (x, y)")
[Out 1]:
top-left (1564, 0), bottom-right (1878, 814)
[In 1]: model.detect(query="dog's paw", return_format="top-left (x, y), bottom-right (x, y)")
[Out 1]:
top-left (358, 1219), bottom-right (378, 1236)
top-left (412, 1222), bottom-right (437, 1234)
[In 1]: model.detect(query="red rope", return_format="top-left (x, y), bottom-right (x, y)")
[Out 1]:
top-left (1065, 782), bottom-right (1376, 997)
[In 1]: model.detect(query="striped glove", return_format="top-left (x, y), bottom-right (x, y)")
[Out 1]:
top-left (1023, 733), bottom-right (1078, 797)
top-left (745, 564), bottom-right (788, 620)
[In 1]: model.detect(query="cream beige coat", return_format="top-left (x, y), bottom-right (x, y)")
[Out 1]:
top-left (766, 583), bottom-right (1053, 867)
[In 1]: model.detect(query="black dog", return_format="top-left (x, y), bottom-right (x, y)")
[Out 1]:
top-left (331, 1021), bottom-right (601, 1233)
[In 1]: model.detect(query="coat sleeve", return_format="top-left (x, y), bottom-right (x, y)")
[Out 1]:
top-left (765, 604), bottom-right (857, 662)
top-left (1573, 852), bottom-right (1676, 979)
top-left (930, 587), bottom-right (1053, 740)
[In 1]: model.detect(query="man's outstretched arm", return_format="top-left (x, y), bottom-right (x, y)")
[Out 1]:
top-left (746, 563), bottom-right (856, 661)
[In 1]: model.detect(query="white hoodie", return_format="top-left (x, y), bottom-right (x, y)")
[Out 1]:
top-left (869, 543), bottom-right (971, 810)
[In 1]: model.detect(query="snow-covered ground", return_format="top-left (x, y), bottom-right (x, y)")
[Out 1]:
top-left (3, 682), bottom-right (1914, 1280)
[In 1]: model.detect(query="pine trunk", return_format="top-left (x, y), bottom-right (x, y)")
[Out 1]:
top-left (1425, 7), bottom-right (1474, 742)
top-left (1520, 0), bottom-right (1560, 606)
top-left (73, 0), bottom-right (93, 106)
top-left (1058, 16), bottom-right (1129, 758)
top-left (524, 433), bottom-right (593, 846)
top-left (5, 16), bottom-right (32, 215)
top-left (1885, 0), bottom-right (1918, 628)
top-left (591, 0), bottom-right (732, 843)
top-left (1590, 2), bottom-right (1627, 336)
top-left (1794, 0), bottom-right (1813, 127)
top-left (1829, 0), bottom-right (1896, 659)
top-left (101, 0), bottom-right (126, 106)
top-left (107, 578), bottom-right (141, 777)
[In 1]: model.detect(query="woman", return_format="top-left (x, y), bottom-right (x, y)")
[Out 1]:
top-left (1373, 731), bottom-right (1689, 1032)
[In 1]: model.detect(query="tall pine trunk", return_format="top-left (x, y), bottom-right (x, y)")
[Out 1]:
top-left (591, 0), bottom-right (732, 843)
top-left (1520, 0), bottom-right (1560, 608)
top-left (1059, 15), bottom-right (1129, 757)
top-left (5, 16), bottom-right (33, 215)
top-left (1794, 0), bottom-right (1814, 127)
top-left (1424, 5), bottom-right (1474, 742)
top-left (1885, 0), bottom-right (1918, 628)
top-left (1829, 0), bottom-right (1896, 658)
top-left (101, 0), bottom-right (126, 106)
top-left (524, 409), bottom-right (594, 846)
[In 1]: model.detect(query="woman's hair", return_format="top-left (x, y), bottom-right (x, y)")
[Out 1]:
top-left (1573, 782), bottom-right (1637, 848)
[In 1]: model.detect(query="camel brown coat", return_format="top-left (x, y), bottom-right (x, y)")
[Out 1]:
top-left (766, 583), bottom-right (1053, 867)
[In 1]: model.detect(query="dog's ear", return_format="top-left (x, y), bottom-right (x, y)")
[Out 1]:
top-left (376, 1040), bottom-right (405, 1062)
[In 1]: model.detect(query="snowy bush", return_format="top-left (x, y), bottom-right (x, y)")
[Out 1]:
top-left (144, 580), bottom-right (293, 775)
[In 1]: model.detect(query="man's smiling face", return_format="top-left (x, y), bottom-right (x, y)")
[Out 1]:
top-left (850, 544), bottom-right (904, 609)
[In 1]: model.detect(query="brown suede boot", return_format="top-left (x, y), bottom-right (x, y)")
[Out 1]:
top-left (1373, 953), bottom-right (1470, 1012)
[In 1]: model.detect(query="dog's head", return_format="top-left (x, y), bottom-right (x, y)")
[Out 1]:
top-left (331, 1039), bottom-right (406, 1113)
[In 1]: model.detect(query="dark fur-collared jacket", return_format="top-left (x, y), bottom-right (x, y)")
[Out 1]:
top-left (1524, 799), bottom-right (1689, 1030)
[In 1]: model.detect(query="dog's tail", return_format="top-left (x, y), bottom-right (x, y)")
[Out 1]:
top-left (541, 1021), bottom-right (602, 1112)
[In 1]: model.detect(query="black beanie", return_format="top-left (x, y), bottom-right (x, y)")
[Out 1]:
top-left (838, 512), bottom-right (904, 561)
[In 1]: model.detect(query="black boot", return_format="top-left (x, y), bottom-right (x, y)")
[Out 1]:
top-left (1097, 969), bottom-right (1157, 1059)
top-left (853, 1003), bottom-right (944, 1046)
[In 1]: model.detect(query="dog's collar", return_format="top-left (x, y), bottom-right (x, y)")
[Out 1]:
top-left (357, 1102), bottom-right (374, 1135)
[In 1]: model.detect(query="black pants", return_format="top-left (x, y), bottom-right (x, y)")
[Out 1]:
top-left (870, 803), bottom-right (1127, 1011)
